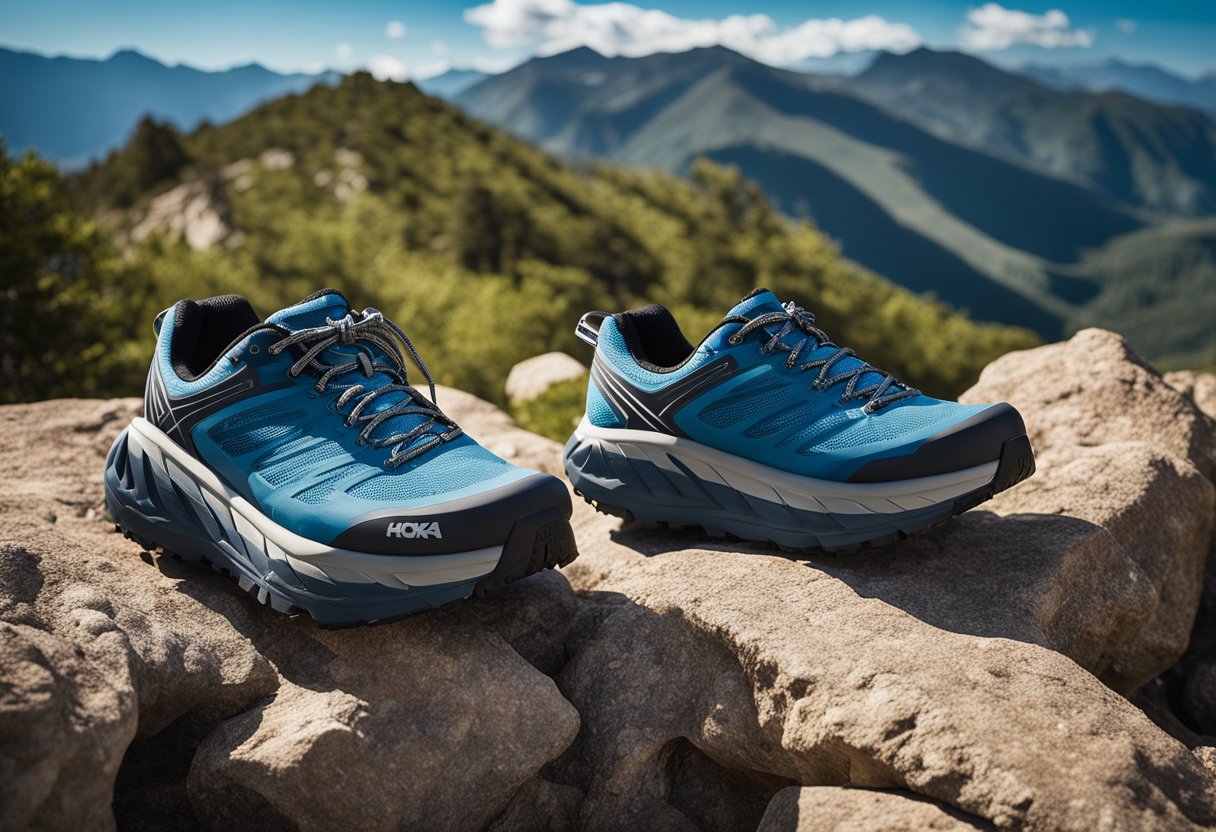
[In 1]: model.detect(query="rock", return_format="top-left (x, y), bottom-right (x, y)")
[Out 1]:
top-left (505, 352), bottom-right (588, 404)
top-left (1167, 370), bottom-right (1216, 421)
top-left (558, 527), bottom-right (1215, 830)
top-left (986, 442), bottom-right (1214, 691)
top-left (758, 786), bottom-right (984, 831)
top-left (971, 342), bottom-right (1216, 736)
top-left (129, 181), bottom-right (233, 251)
top-left (552, 328), bottom-right (1216, 830)
top-left (4, 328), bottom-right (1216, 831)
top-left (188, 623), bottom-right (578, 832)
top-left (258, 148), bottom-right (295, 170)
top-left (1197, 746), bottom-right (1216, 778)
top-left (1170, 552), bottom-right (1216, 736)
top-left (0, 400), bottom-right (279, 831)
top-left (962, 329), bottom-right (1216, 481)
top-left (487, 776), bottom-right (585, 832)
top-left (0, 399), bottom-right (581, 831)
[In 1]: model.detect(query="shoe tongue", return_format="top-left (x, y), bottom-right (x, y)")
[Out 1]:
top-left (725, 288), bottom-right (785, 320)
top-left (269, 290), bottom-right (444, 455)
top-left (266, 289), bottom-right (350, 331)
top-left (727, 288), bottom-right (894, 397)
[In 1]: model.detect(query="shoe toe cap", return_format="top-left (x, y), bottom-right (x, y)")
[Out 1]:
top-left (330, 472), bottom-right (572, 555)
top-left (846, 403), bottom-right (1027, 484)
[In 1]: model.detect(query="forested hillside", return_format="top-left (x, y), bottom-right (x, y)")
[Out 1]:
top-left (3, 73), bottom-right (1038, 405)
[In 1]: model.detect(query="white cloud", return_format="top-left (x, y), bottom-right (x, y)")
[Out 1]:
top-left (462, 0), bottom-right (920, 64)
top-left (368, 54), bottom-right (408, 80)
top-left (335, 42), bottom-right (353, 60)
top-left (386, 20), bottom-right (407, 39)
top-left (411, 60), bottom-right (453, 79)
top-left (1115, 18), bottom-right (1137, 34)
top-left (431, 39), bottom-right (449, 55)
top-left (959, 4), bottom-right (1093, 51)
top-left (366, 55), bottom-right (457, 81)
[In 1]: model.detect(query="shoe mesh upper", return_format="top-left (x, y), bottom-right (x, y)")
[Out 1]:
top-left (345, 441), bottom-right (512, 502)
top-left (293, 462), bottom-right (367, 504)
top-left (208, 402), bottom-right (308, 458)
top-left (256, 439), bottom-right (346, 486)
top-left (794, 401), bottom-right (975, 454)
top-left (697, 378), bottom-right (796, 429)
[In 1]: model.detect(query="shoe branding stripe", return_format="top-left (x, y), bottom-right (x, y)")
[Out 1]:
top-left (591, 362), bottom-right (667, 432)
top-left (144, 358), bottom-right (295, 457)
top-left (589, 355), bottom-right (742, 435)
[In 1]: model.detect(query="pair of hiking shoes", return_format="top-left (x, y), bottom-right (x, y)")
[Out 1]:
top-left (104, 288), bottom-right (1035, 625)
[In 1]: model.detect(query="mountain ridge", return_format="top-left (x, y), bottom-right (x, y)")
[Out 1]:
top-left (0, 45), bottom-right (339, 167)
top-left (453, 44), bottom-right (1216, 365)
top-left (846, 47), bottom-right (1216, 216)
top-left (1021, 57), bottom-right (1216, 119)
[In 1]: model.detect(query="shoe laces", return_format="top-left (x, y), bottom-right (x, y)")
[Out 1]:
top-left (267, 308), bottom-right (463, 467)
top-left (727, 301), bottom-right (919, 413)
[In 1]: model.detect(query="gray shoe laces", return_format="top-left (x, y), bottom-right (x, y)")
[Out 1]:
top-left (728, 301), bottom-right (919, 413)
top-left (267, 308), bottom-right (463, 467)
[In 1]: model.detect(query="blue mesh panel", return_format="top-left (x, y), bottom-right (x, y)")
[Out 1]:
top-left (293, 462), bottom-right (370, 504)
top-left (346, 442), bottom-right (512, 502)
top-left (796, 402), bottom-right (975, 454)
top-left (697, 380), bottom-right (793, 429)
top-left (744, 399), bottom-right (819, 438)
top-left (257, 439), bottom-right (347, 487)
top-left (586, 381), bottom-right (625, 428)
top-left (208, 402), bottom-right (308, 457)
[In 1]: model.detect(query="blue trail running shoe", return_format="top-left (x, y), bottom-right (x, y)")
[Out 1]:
top-left (105, 289), bottom-right (577, 625)
top-left (564, 289), bottom-right (1035, 551)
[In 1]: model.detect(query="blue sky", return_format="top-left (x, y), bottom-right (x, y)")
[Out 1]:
top-left (3, 0), bottom-right (1214, 77)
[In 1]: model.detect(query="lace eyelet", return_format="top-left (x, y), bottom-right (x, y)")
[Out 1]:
top-left (728, 335), bottom-right (742, 346)
top-left (249, 344), bottom-right (260, 355)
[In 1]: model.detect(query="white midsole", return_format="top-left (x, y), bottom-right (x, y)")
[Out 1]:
top-left (126, 417), bottom-right (500, 589)
top-left (571, 418), bottom-right (997, 515)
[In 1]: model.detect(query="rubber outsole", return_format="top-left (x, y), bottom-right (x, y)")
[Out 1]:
top-left (569, 433), bottom-right (1036, 554)
top-left (105, 425), bottom-right (579, 627)
top-left (112, 510), bottom-right (578, 628)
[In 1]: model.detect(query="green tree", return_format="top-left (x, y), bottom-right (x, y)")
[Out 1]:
top-left (74, 116), bottom-right (191, 210)
top-left (0, 145), bottom-right (154, 402)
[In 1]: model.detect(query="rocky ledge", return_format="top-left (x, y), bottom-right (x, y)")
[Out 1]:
top-left (2, 328), bottom-right (1215, 831)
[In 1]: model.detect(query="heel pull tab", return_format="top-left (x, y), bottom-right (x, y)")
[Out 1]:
top-left (575, 311), bottom-right (611, 348)
top-left (153, 307), bottom-right (172, 337)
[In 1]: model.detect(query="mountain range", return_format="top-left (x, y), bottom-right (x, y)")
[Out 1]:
top-left (848, 49), bottom-right (1216, 215)
top-left (1021, 58), bottom-right (1216, 120)
top-left (3, 43), bottom-right (1214, 370)
top-left (0, 46), bottom-right (338, 167)
top-left (414, 68), bottom-right (491, 99)
top-left (31, 72), bottom-right (1033, 404)
top-left (454, 45), bottom-right (1216, 367)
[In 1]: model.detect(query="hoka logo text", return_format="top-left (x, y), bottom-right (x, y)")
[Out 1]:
top-left (385, 521), bottom-right (443, 539)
